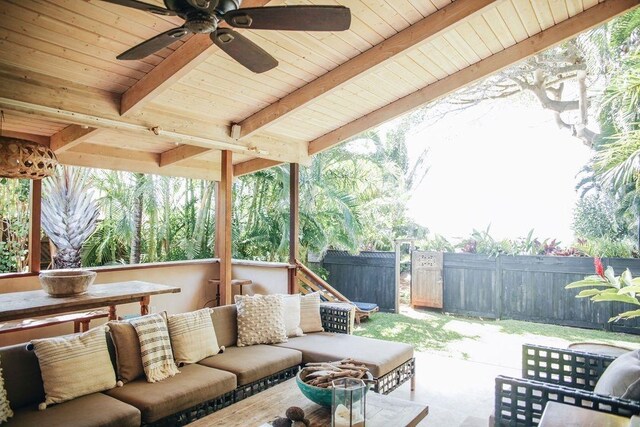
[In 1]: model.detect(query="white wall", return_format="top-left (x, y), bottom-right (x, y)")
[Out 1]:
top-left (0, 259), bottom-right (291, 346)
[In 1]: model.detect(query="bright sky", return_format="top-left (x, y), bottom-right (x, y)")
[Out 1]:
top-left (405, 95), bottom-right (593, 244)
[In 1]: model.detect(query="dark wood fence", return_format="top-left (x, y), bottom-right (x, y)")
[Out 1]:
top-left (322, 250), bottom-right (396, 312)
top-left (442, 254), bottom-right (640, 334)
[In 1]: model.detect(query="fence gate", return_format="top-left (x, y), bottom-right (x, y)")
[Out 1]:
top-left (411, 251), bottom-right (443, 308)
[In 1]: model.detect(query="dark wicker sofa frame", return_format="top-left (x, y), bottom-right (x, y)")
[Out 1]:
top-left (147, 304), bottom-right (416, 426)
top-left (494, 344), bottom-right (640, 426)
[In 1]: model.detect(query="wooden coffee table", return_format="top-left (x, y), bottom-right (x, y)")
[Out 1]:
top-left (188, 379), bottom-right (428, 427)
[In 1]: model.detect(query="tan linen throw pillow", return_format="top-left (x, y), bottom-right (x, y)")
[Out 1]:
top-left (107, 321), bottom-right (145, 383)
top-left (300, 292), bottom-right (324, 333)
top-left (31, 326), bottom-right (117, 408)
top-left (168, 309), bottom-right (220, 365)
top-left (283, 294), bottom-right (304, 337)
top-left (235, 294), bottom-right (287, 347)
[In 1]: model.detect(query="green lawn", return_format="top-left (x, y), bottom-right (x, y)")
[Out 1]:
top-left (354, 309), bottom-right (640, 355)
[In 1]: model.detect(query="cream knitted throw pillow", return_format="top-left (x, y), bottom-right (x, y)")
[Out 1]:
top-left (0, 355), bottom-right (13, 422)
top-left (235, 294), bottom-right (287, 347)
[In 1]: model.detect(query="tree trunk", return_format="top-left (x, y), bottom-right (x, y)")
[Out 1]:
top-left (130, 173), bottom-right (144, 264)
top-left (53, 247), bottom-right (81, 269)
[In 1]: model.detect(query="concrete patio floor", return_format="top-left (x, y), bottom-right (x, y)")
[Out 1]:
top-left (382, 306), bottom-right (640, 426)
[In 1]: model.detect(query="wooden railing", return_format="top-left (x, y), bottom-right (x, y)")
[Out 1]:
top-left (295, 260), bottom-right (349, 303)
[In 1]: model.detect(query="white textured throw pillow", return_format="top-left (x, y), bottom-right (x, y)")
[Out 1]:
top-left (31, 326), bottom-right (117, 408)
top-left (235, 294), bottom-right (287, 347)
top-left (0, 356), bottom-right (13, 423)
top-left (300, 292), bottom-right (324, 333)
top-left (282, 294), bottom-right (304, 337)
top-left (168, 308), bottom-right (220, 365)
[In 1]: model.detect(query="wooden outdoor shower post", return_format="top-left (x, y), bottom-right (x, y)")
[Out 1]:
top-left (288, 163), bottom-right (299, 294)
top-left (216, 150), bottom-right (233, 305)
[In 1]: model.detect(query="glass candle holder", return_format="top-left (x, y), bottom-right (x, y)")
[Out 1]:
top-left (331, 378), bottom-right (366, 427)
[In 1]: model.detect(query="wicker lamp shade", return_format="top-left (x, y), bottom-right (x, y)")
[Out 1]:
top-left (0, 137), bottom-right (58, 179)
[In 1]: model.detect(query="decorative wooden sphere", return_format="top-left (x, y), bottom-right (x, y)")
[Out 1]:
top-left (0, 137), bottom-right (58, 179)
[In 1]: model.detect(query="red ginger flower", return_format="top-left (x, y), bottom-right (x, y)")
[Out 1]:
top-left (594, 257), bottom-right (605, 278)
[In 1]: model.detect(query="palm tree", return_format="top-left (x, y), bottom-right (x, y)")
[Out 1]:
top-left (41, 166), bottom-right (99, 269)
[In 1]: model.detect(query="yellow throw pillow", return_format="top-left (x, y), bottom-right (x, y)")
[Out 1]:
top-left (168, 309), bottom-right (220, 365)
top-left (31, 326), bottom-right (117, 408)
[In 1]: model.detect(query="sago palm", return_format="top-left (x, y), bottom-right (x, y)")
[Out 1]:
top-left (41, 166), bottom-right (99, 269)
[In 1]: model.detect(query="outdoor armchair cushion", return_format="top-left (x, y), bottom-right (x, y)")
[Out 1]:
top-left (7, 392), bottom-right (140, 427)
top-left (273, 332), bottom-right (413, 378)
top-left (594, 349), bottom-right (640, 400)
top-left (198, 344), bottom-right (302, 385)
top-left (105, 363), bottom-right (236, 424)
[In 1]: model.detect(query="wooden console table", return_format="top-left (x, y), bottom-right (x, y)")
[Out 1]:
top-left (0, 281), bottom-right (181, 322)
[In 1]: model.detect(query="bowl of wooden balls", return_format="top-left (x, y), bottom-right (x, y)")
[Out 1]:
top-left (296, 359), bottom-right (373, 407)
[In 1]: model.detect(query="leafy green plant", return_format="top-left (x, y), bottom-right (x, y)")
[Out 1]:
top-left (566, 257), bottom-right (640, 321)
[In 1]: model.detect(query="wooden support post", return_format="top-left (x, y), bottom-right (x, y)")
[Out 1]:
top-left (29, 179), bottom-right (42, 273)
top-left (216, 150), bottom-right (233, 305)
top-left (289, 163), bottom-right (300, 294)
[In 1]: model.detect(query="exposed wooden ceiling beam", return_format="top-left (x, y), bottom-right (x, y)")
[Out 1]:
top-left (120, 0), bottom-right (273, 116)
top-left (234, 158), bottom-right (281, 176)
top-left (0, 130), bottom-right (50, 146)
top-left (50, 124), bottom-right (101, 153)
top-left (236, 0), bottom-right (497, 139)
top-left (309, 0), bottom-right (639, 156)
top-left (59, 144), bottom-right (221, 181)
top-left (0, 67), bottom-right (310, 165)
top-left (159, 144), bottom-right (211, 167)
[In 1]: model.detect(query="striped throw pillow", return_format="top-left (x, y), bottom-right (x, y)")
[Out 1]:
top-left (168, 309), bottom-right (220, 365)
top-left (31, 326), bottom-right (116, 408)
top-left (300, 292), bottom-right (324, 333)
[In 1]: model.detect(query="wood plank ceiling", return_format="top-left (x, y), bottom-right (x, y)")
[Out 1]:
top-left (0, 0), bottom-right (637, 181)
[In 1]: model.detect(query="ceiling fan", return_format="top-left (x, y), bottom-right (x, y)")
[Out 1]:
top-left (102, 0), bottom-right (351, 73)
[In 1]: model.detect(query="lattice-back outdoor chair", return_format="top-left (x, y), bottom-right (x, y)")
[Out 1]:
top-left (494, 344), bottom-right (640, 426)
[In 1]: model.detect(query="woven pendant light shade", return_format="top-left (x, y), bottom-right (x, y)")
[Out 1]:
top-left (0, 137), bottom-right (58, 179)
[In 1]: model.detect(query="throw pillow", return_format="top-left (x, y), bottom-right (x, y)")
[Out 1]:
top-left (107, 321), bottom-right (145, 383)
top-left (300, 292), bottom-right (324, 333)
top-left (0, 356), bottom-right (13, 423)
top-left (31, 326), bottom-right (117, 408)
top-left (282, 294), bottom-right (304, 337)
top-left (168, 308), bottom-right (220, 365)
top-left (594, 349), bottom-right (640, 399)
top-left (235, 294), bottom-right (287, 347)
top-left (129, 313), bottom-right (180, 383)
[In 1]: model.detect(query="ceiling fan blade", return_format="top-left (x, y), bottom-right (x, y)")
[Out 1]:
top-left (212, 29), bottom-right (278, 73)
top-left (101, 0), bottom-right (176, 16)
top-left (117, 27), bottom-right (189, 60)
top-left (224, 6), bottom-right (351, 31)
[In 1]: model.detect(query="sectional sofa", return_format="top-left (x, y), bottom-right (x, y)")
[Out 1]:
top-left (1, 303), bottom-right (415, 426)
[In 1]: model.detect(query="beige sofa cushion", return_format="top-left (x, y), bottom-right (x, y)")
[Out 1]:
top-left (273, 332), bottom-right (413, 378)
top-left (198, 345), bottom-right (302, 386)
top-left (107, 321), bottom-right (145, 383)
top-left (235, 294), bottom-right (287, 347)
top-left (283, 294), bottom-right (304, 337)
top-left (300, 292), bottom-right (323, 333)
top-left (210, 304), bottom-right (237, 348)
top-left (168, 309), bottom-right (219, 365)
top-left (8, 393), bottom-right (140, 427)
top-left (31, 327), bottom-right (117, 407)
top-left (105, 364), bottom-right (236, 424)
